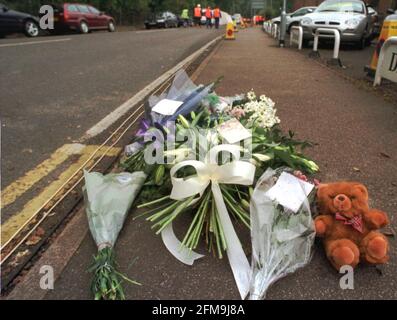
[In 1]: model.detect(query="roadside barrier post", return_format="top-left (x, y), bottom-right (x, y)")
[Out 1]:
top-left (309, 28), bottom-right (342, 67)
top-left (374, 36), bottom-right (397, 86)
top-left (290, 26), bottom-right (303, 50)
top-left (272, 24), bottom-right (278, 39)
top-left (263, 21), bottom-right (269, 33)
top-left (265, 22), bottom-right (272, 34)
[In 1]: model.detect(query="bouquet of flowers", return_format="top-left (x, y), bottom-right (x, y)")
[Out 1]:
top-left (249, 168), bottom-right (316, 300)
top-left (125, 88), bottom-right (318, 254)
top-left (120, 71), bottom-right (319, 298)
top-left (84, 170), bottom-right (146, 300)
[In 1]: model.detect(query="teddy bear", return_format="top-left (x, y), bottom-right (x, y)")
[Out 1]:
top-left (314, 182), bottom-right (390, 270)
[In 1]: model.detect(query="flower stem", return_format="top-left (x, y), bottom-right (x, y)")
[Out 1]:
top-left (147, 200), bottom-right (180, 222)
top-left (137, 196), bottom-right (170, 208)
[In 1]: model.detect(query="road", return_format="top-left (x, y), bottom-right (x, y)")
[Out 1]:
top-left (0, 28), bottom-right (222, 225)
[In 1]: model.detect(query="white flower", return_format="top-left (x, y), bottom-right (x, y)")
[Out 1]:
top-left (164, 148), bottom-right (193, 164)
top-left (253, 153), bottom-right (272, 162)
top-left (241, 92), bottom-right (280, 130)
top-left (247, 90), bottom-right (256, 101)
top-left (223, 90), bottom-right (280, 130)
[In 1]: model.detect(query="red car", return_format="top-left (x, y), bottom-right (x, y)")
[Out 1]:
top-left (49, 3), bottom-right (115, 34)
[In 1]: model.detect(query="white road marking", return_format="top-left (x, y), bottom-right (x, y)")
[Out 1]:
top-left (135, 29), bottom-right (176, 34)
top-left (82, 35), bottom-right (222, 140)
top-left (0, 38), bottom-right (71, 48)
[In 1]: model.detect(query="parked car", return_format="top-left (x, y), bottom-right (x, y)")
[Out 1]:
top-left (0, 3), bottom-right (40, 37)
top-left (271, 6), bottom-right (316, 33)
top-left (177, 15), bottom-right (193, 27)
top-left (145, 11), bottom-right (178, 29)
top-left (45, 3), bottom-right (115, 34)
top-left (300, 0), bottom-right (376, 49)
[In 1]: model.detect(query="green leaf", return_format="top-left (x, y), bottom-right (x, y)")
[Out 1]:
top-left (274, 149), bottom-right (295, 168)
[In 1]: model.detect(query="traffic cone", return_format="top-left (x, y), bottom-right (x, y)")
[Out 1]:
top-left (233, 20), bottom-right (239, 33)
top-left (366, 14), bottom-right (397, 75)
top-left (225, 22), bottom-right (235, 40)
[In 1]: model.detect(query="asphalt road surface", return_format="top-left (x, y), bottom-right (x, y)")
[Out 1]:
top-left (0, 28), bottom-right (221, 222)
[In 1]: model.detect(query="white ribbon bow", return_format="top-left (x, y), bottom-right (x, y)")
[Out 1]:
top-left (161, 144), bottom-right (255, 299)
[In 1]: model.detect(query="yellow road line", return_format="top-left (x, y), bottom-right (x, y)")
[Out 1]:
top-left (1, 144), bottom-right (86, 209)
top-left (0, 38), bottom-right (71, 48)
top-left (1, 145), bottom-right (121, 245)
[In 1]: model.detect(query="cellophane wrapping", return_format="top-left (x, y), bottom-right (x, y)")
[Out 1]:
top-left (249, 167), bottom-right (316, 300)
top-left (84, 170), bottom-right (147, 249)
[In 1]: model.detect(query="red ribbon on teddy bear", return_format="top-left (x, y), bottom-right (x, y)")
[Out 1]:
top-left (335, 212), bottom-right (363, 233)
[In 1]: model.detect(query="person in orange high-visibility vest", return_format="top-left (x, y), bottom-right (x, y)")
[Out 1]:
top-left (205, 6), bottom-right (212, 29)
top-left (213, 6), bottom-right (221, 29)
top-left (193, 4), bottom-right (202, 27)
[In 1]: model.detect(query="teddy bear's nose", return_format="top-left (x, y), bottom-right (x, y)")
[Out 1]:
top-left (333, 194), bottom-right (351, 211)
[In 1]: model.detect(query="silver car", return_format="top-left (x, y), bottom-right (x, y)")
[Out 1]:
top-left (271, 6), bottom-right (316, 33)
top-left (300, 0), bottom-right (376, 48)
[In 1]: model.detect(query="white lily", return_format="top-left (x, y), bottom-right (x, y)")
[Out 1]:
top-left (164, 148), bottom-right (192, 164)
top-left (253, 153), bottom-right (272, 162)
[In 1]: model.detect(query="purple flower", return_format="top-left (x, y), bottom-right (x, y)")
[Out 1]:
top-left (136, 118), bottom-right (151, 137)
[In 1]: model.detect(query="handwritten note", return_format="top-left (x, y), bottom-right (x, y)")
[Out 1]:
top-left (152, 99), bottom-right (184, 116)
top-left (217, 118), bottom-right (252, 144)
top-left (265, 172), bottom-right (314, 213)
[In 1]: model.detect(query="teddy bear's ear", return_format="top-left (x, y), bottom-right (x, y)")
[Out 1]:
top-left (316, 183), bottom-right (329, 197)
top-left (353, 183), bottom-right (368, 201)
top-left (317, 183), bottom-right (329, 190)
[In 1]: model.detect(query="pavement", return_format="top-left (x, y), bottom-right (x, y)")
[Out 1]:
top-left (0, 28), bottom-right (222, 237)
top-left (5, 27), bottom-right (397, 300)
top-left (290, 36), bottom-right (397, 102)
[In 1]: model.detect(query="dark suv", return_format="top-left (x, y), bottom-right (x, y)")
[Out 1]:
top-left (49, 3), bottom-right (115, 34)
top-left (0, 3), bottom-right (40, 37)
top-left (144, 11), bottom-right (178, 29)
